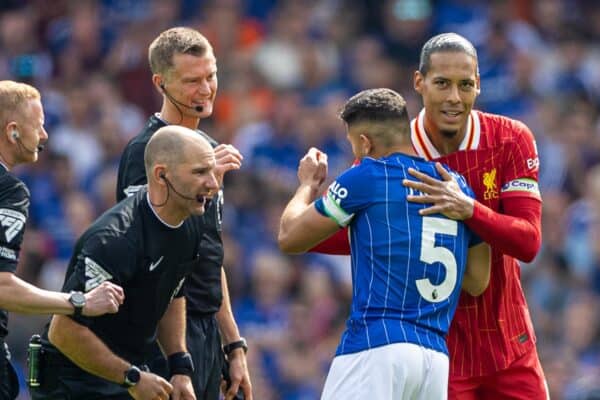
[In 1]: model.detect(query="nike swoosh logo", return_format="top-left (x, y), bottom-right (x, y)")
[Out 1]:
top-left (149, 256), bottom-right (164, 271)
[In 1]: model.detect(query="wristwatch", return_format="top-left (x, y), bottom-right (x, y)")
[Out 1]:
top-left (223, 337), bottom-right (248, 355)
top-left (68, 291), bottom-right (86, 318)
top-left (122, 365), bottom-right (141, 388)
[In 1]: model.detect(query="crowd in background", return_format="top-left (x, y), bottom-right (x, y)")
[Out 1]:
top-left (2, 0), bottom-right (600, 399)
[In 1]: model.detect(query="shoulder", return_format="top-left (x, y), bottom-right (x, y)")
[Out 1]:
top-left (86, 194), bottom-right (142, 248)
top-left (477, 111), bottom-right (535, 144)
top-left (195, 129), bottom-right (219, 147)
top-left (0, 172), bottom-right (30, 213)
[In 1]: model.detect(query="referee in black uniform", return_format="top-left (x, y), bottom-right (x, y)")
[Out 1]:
top-left (0, 80), bottom-right (123, 400)
top-left (31, 125), bottom-right (218, 400)
top-left (116, 27), bottom-right (252, 400)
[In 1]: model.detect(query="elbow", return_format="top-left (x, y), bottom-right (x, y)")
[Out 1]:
top-left (47, 316), bottom-right (63, 349)
top-left (277, 235), bottom-right (303, 254)
top-left (518, 233), bottom-right (542, 263)
top-left (277, 230), bottom-right (307, 254)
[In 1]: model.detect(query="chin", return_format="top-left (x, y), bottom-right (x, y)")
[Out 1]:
top-left (440, 129), bottom-right (459, 139)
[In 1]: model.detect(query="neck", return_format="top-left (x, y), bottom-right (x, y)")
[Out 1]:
top-left (422, 114), bottom-right (467, 156)
top-left (147, 189), bottom-right (186, 227)
top-left (383, 143), bottom-right (417, 158)
top-left (159, 103), bottom-right (200, 130)
top-left (0, 143), bottom-right (15, 170)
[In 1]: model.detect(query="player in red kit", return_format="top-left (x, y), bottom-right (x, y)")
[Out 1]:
top-left (313, 33), bottom-right (548, 399)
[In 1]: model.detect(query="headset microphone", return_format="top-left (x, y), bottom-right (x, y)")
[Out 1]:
top-left (13, 130), bottom-right (44, 153)
top-left (161, 174), bottom-right (202, 201)
top-left (160, 84), bottom-right (204, 113)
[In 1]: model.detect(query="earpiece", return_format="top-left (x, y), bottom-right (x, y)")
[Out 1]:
top-left (12, 130), bottom-right (19, 139)
top-left (159, 172), bottom-right (166, 179)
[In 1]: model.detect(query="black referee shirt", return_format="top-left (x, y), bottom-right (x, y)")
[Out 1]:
top-left (0, 164), bottom-right (29, 339)
top-left (44, 188), bottom-right (202, 365)
top-left (116, 115), bottom-right (224, 315)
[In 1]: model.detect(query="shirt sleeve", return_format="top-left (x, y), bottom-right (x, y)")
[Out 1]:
top-left (0, 182), bottom-right (29, 273)
top-left (314, 163), bottom-right (373, 228)
top-left (61, 233), bottom-right (135, 325)
top-left (116, 142), bottom-right (148, 202)
top-left (500, 121), bottom-right (541, 201)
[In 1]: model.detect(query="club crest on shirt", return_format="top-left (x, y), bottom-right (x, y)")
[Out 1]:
top-left (483, 168), bottom-right (499, 200)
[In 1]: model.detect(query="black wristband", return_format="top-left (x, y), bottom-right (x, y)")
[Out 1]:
top-left (168, 352), bottom-right (194, 377)
top-left (223, 338), bottom-right (248, 356)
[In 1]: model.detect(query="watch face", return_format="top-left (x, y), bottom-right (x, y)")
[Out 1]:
top-left (70, 292), bottom-right (86, 307)
top-left (126, 367), bottom-right (141, 384)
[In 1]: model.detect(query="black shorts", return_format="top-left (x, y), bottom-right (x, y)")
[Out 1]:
top-left (187, 315), bottom-right (224, 400)
top-left (0, 342), bottom-right (19, 400)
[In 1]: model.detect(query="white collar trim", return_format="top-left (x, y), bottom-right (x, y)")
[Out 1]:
top-left (146, 192), bottom-right (183, 229)
top-left (410, 109), bottom-right (481, 160)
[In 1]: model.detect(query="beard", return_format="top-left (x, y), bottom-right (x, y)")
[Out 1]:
top-left (440, 129), bottom-right (458, 138)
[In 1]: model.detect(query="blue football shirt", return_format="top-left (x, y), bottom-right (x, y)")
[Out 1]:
top-left (314, 153), bottom-right (479, 356)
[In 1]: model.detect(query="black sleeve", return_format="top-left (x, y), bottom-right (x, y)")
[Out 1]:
top-left (62, 232), bottom-right (136, 325)
top-left (0, 181), bottom-right (29, 273)
top-left (116, 142), bottom-right (148, 202)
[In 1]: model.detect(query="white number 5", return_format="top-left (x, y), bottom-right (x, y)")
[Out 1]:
top-left (416, 217), bottom-right (458, 303)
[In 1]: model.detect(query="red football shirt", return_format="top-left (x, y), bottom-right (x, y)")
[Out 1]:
top-left (411, 109), bottom-right (542, 376)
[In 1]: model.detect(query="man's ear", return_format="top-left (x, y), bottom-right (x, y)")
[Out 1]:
top-left (4, 122), bottom-right (17, 143)
top-left (414, 70), bottom-right (423, 94)
top-left (152, 74), bottom-right (164, 93)
top-left (359, 134), bottom-right (372, 157)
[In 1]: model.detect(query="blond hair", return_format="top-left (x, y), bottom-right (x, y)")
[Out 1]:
top-left (148, 27), bottom-right (213, 79)
top-left (0, 80), bottom-right (40, 127)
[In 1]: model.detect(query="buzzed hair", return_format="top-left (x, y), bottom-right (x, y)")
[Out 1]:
top-left (339, 88), bottom-right (410, 146)
top-left (148, 27), bottom-right (213, 78)
top-left (144, 125), bottom-right (208, 176)
top-left (419, 33), bottom-right (479, 76)
top-left (0, 80), bottom-right (40, 127)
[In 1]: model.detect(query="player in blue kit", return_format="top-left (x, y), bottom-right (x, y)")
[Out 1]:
top-left (278, 88), bottom-right (491, 399)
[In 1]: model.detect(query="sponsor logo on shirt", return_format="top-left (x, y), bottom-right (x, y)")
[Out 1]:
top-left (0, 208), bottom-right (26, 243)
top-left (483, 168), bottom-right (499, 200)
top-left (149, 256), bottom-right (164, 271)
top-left (0, 246), bottom-right (16, 260)
top-left (328, 181), bottom-right (348, 203)
top-left (84, 257), bottom-right (113, 291)
top-left (501, 178), bottom-right (540, 196)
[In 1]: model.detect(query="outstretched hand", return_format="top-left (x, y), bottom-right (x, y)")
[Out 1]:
top-left (403, 162), bottom-right (474, 220)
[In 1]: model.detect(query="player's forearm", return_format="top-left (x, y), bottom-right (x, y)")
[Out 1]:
top-left (465, 197), bottom-right (542, 262)
top-left (157, 297), bottom-right (187, 355)
top-left (0, 273), bottom-right (74, 315)
top-left (216, 267), bottom-right (241, 344)
top-left (278, 184), bottom-right (319, 251)
top-left (48, 315), bottom-right (129, 383)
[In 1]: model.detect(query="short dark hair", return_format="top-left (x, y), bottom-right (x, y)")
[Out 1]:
top-left (148, 27), bottom-right (213, 77)
top-left (340, 88), bottom-right (409, 126)
top-left (419, 33), bottom-right (478, 76)
top-left (339, 88), bottom-right (410, 145)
